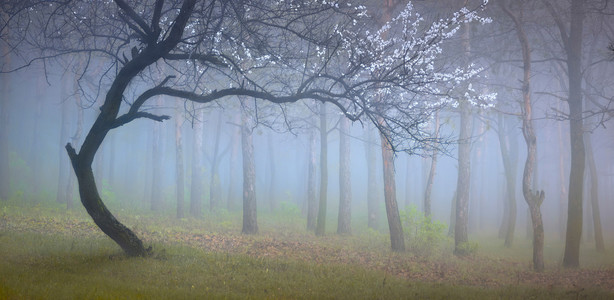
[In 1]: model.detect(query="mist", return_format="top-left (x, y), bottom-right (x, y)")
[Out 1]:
top-left (1, 0), bottom-right (613, 298)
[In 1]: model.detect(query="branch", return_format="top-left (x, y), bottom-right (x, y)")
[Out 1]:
top-left (110, 112), bottom-right (170, 129)
top-left (163, 53), bottom-right (228, 67)
top-left (114, 0), bottom-right (154, 39)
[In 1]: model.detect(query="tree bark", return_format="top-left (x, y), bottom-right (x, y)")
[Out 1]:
top-left (454, 22), bottom-right (472, 256)
top-left (562, 0), bottom-right (585, 268)
top-left (501, 0), bottom-right (545, 271)
top-left (306, 128), bottom-right (318, 231)
top-left (337, 116), bottom-right (352, 235)
top-left (315, 102), bottom-right (328, 236)
top-left (424, 112), bottom-right (440, 218)
top-left (380, 128), bottom-right (405, 251)
top-left (241, 101), bottom-right (258, 234)
top-left (175, 103), bottom-right (185, 219)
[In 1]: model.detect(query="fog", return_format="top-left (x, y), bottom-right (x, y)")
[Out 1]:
top-left (3, 61), bottom-right (614, 240)
top-left (1, 0), bottom-right (614, 296)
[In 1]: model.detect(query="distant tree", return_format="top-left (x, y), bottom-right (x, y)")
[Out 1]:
top-left (315, 102), bottom-right (329, 237)
top-left (1, 0), bottom-right (490, 256)
top-left (337, 115), bottom-right (352, 235)
top-left (174, 101), bottom-right (185, 219)
top-left (241, 100), bottom-right (257, 234)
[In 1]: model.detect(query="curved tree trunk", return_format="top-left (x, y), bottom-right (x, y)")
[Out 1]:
top-left (64, 0), bottom-right (196, 256)
top-left (500, 0), bottom-right (544, 271)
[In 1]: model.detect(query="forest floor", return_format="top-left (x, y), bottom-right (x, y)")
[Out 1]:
top-left (1, 201), bottom-right (613, 299)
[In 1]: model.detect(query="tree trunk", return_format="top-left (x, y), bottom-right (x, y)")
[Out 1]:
top-left (337, 116), bottom-right (352, 235)
top-left (306, 128), bottom-right (318, 231)
top-left (496, 113), bottom-right (518, 247)
top-left (501, 0), bottom-right (545, 271)
top-left (557, 104), bottom-right (568, 240)
top-left (562, 0), bottom-right (585, 268)
top-left (267, 134), bottom-right (276, 211)
top-left (241, 101), bottom-right (258, 234)
top-left (365, 124), bottom-right (379, 229)
top-left (454, 23), bottom-right (473, 256)
top-left (379, 129), bottom-right (405, 251)
top-left (190, 109), bottom-right (204, 218)
top-left (585, 133), bottom-right (605, 252)
top-left (66, 69), bottom-right (84, 210)
top-left (315, 102), bottom-right (328, 236)
top-left (209, 114), bottom-right (223, 212)
top-left (424, 112), bottom-right (440, 218)
top-left (175, 103), bottom-right (185, 219)
top-left (150, 98), bottom-right (163, 211)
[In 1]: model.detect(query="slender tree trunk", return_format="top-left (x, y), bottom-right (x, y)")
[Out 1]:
top-left (267, 134), bottom-right (277, 211)
top-left (380, 129), bottom-right (405, 251)
top-left (365, 124), bottom-right (379, 229)
top-left (454, 23), bottom-right (473, 256)
top-left (150, 98), bottom-right (163, 211)
top-left (448, 190), bottom-right (456, 237)
top-left (209, 114), bottom-right (222, 212)
top-left (501, 1), bottom-right (545, 271)
top-left (241, 101), bottom-right (258, 234)
top-left (306, 129), bottom-right (318, 230)
top-left (337, 116), bottom-right (352, 235)
top-left (562, 0), bottom-right (585, 268)
top-left (496, 113), bottom-right (518, 247)
top-left (585, 133), bottom-right (605, 252)
top-left (175, 103), bottom-right (185, 218)
top-left (424, 112), bottom-right (440, 218)
top-left (316, 103), bottom-right (328, 236)
top-left (557, 106), bottom-right (568, 239)
top-left (190, 109), bottom-right (204, 218)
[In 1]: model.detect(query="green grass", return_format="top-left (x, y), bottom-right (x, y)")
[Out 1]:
top-left (0, 231), bottom-right (610, 300)
top-left (1, 201), bottom-right (613, 299)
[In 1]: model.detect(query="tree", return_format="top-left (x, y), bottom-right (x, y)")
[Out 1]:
top-left (241, 100), bottom-right (258, 234)
top-left (337, 115), bottom-right (352, 235)
top-left (544, 0), bottom-right (585, 268)
top-left (306, 126), bottom-right (318, 231)
top-left (500, 0), bottom-right (545, 271)
top-left (453, 22), bottom-right (474, 256)
top-left (2, 0), bottom-right (490, 255)
top-left (315, 102), bottom-right (328, 236)
top-left (174, 102), bottom-right (185, 219)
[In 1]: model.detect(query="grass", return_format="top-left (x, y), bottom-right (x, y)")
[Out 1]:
top-left (1, 201), bottom-right (613, 299)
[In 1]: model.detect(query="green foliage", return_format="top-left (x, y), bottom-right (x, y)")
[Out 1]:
top-left (455, 241), bottom-right (479, 257)
top-left (400, 205), bottom-right (450, 256)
